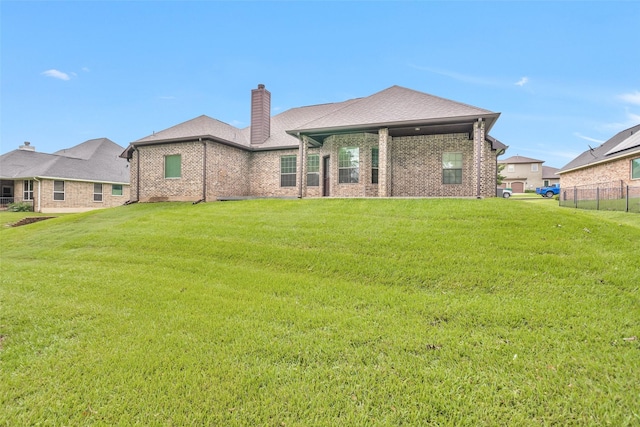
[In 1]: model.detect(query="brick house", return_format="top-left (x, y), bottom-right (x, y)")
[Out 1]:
top-left (121, 85), bottom-right (506, 201)
top-left (0, 138), bottom-right (130, 213)
top-left (558, 124), bottom-right (640, 188)
top-left (497, 155), bottom-right (558, 193)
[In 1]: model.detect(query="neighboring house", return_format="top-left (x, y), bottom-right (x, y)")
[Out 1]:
top-left (497, 155), bottom-right (556, 192)
top-left (558, 124), bottom-right (640, 188)
top-left (0, 138), bottom-right (130, 213)
top-left (122, 85), bottom-right (507, 201)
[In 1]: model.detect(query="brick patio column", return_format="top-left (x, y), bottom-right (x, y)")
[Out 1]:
top-left (378, 127), bottom-right (390, 197)
top-left (473, 119), bottom-right (485, 197)
top-left (298, 135), bottom-right (307, 198)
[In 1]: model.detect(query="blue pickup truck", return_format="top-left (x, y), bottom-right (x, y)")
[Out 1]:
top-left (535, 184), bottom-right (560, 198)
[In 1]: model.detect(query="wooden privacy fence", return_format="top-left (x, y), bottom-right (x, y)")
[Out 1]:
top-left (559, 180), bottom-right (640, 213)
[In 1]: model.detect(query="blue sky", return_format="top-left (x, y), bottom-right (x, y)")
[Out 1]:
top-left (2, 1), bottom-right (639, 169)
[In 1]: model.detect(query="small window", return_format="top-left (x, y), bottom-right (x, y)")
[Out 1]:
top-left (280, 155), bottom-right (297, 187)
top-left (94, 183), bottom-right (103, 202)
top-left (53, 180), bottom-right (65, 201)
top-left (112, 184), bottom-right (123, 196)
top-left (307, 154), bottom-right (319, 186)
top-left (443, 152), bottom-right (463, 184)
top-left (632, 158), bottom-right (640, 180)
top-left (531, 164), bottom-right (539, 172)
top-left (338, 147), bottom-right (359, 183)
top-left (23, 180), bottom-right (34, 201)
top-left (507, 164), bottom-right (515, 173)
top-left (165, 154), bottom-right (181, 178)
top-left (543, 180), bottom-right (550, 187)
top-left (371, 148), bottom-right (379, 184)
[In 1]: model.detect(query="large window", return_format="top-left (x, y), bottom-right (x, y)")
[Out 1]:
top-left (531, 163), bottom-right (539, 172)
top-left (371, 147), bottom-right (379, 184)
top-left (632, 158), bottom-right (640, 179)
top-left (307, 154), bottom-right (319, 187)
top-left (280, 155), bottom-right (297, 187)
top-left (164, 154), bottom-right (181, 178)
top-left (112, 184), bottom-right (123, 196)
top-left (338, 147), bottom-right (359, 183)
top-left (443, 152), bottom-right (463, 184)
top-left (507, 164), bottom-right (515, 173)
top-left (53, 180), bottom-right (65, 201)
top-left (94, 183), bottom-right (103, 202)
top-left (23, 180), bottom-right (34, 201)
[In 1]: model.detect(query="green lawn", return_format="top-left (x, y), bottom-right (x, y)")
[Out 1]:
top-left (1, 199), bottom-right (639, 426)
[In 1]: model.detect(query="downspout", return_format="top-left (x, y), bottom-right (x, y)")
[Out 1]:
top-left (33, 177), bottom-right (41, 213)
top-left (297, 133), bottom-right (304, 199)
top-left (475, 118), bottom-right (483, 198)
top-left (201, 138), bottom-right (207, 202)
top-left (134, 146), bottom-right (140, 202)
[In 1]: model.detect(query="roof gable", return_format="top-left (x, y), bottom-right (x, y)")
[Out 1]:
top-left (289, 85), bottom-right (498, 133)
top-left (135, 115), bottom-right (248, 146)
top-left (499, 155), bottom-right (544, 164)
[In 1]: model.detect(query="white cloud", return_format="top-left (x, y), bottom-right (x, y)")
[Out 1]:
top-left (573, 132), bottom-right (605, 144)
top-left (41, 69), bottom-right (71, 80)
top-left (82, 67), bottom-right (90, 72)
top-left (619, 90), bottom-right (640, 105)
top-left (515, 77), bottom-right (529, 87)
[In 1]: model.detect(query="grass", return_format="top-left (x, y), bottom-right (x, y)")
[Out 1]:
top-left (1, 199), bottom-right (639, 426)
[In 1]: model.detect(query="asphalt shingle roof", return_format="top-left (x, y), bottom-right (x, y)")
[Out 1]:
top-left (498, 155), bottom-right (544, 164)
top-left (0, 138), bottom-right (129, 183)
top-left (559, 124), bottom-right (640, 173)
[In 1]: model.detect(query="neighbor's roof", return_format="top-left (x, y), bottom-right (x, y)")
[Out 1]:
top-left (0, 138), bottom-right (130, 183)
top-left (123, 85), bottom-right (502, 156)
top-left (498, 155), bottom-right (544, 164)
top-left (542, 166), bottom-right (560, 179)
top-left (558, 124), bottom-right (640, 173)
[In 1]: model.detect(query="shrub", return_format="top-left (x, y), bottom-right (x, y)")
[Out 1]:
top-left (7, 202), bottom-right (33, 212)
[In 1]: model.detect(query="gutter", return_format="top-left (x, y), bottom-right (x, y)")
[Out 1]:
top-left (135, 146), bottom-right (140, 202)
top-left (201, 138), bottom-right (207, 201)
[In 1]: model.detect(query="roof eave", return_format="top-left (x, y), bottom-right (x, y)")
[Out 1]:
top-left (558, 147), bottom-right (640, 174)
top-left (286, 113), bottom-right (500, 137)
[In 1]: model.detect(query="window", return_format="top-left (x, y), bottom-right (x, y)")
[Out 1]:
top-left (632, 158), bottom-right (640, 179)
top-left (543, 180), bottom-right (550, 187)
top-left (53, 180), bottom-right (65, 201)
top-left (112, 184), bottom-right (123, 196)
top-left (338, 147), bottom-right (359, 183)
top-left (23, 180), bottom-right (34, 201)
top-left (531, 164), bottom-right (539, 172)
top-left (164, 154), bottom-right (181, 178)
top-left (94, 183), bottom-right (103, 202)
top-left (371, 148), bottom-right (379, 184)
top-left (443, 152), bottom-right (463, 184)
top-left (507, 164), bottom-right (515, 173)
top-left (306, 155), bottom-right (320, 187)
top-left (280, 155), bottom-right (297, 187)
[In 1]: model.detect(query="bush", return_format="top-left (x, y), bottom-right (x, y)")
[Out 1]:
top-left (7, 202), bottom-right (33, 212)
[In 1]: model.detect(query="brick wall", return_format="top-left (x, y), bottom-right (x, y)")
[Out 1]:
top-left (206, 143), bottom-right (250, 199)
top-left (137, 142), bottom-right (204, 202)
top-left (560, 154), bottom-right (639, 188)
top-left (131, 132), bottom-right (501, 201)
top-left (36, 179), bottom-right (130, 213)
top-left (392, 133), bottom-right (475, 197)
top-left (250, 149), bottom-right (300, 197)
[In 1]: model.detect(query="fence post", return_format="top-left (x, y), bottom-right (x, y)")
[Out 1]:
top-left (626, 185), bottom-right (629, 212)
top-left (596, 187), bottom-right (600, 210)
top-left (574, 187), bottom-right (578, 208)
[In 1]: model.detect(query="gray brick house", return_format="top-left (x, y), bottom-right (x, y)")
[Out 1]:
top-left (121, 85), bottom-right (506, 201)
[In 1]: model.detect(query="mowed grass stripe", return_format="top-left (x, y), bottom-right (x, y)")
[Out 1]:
top-left (1, 199), bottom-right (639, 425)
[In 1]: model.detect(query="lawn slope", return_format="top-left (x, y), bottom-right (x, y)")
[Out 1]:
top-left (1, 199), bottom-right (639, 426)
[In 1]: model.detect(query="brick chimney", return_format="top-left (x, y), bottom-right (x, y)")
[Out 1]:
top-left (19, 141), bottom-right (35, 151)
top-left (250, 84), bottom-right (271, 145)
